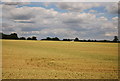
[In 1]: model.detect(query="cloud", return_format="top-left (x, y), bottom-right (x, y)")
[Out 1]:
top-left (105, 32), bottom-right (118, 36)
top-left (21, 27), bottom-right (40, 31)
top-left (1, 0), bottom-right (21, 2)
top-left (52, 2), bottom-right (100, 12)
top-left (2, 2), bottom-right (118, 40)
top-left (98, 16), bottom-right (108, 21)
top-left (89, 10), bottom-right (97, 13)
top-left (14, 20), bottom-right (34, 23)
top-left (3, 2), bottom-right (29, 5)
top-left (105, 3), bottom-right (118, 14)
top-left (3, 6), bottom-right (35, 20)
top-left (46, 2), bottom-right (119, 14)
top-left (112, 16), bottom-right (118, 20)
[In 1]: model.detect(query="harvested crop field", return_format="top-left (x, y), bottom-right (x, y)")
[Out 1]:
top-left (2, 40), bottom-right (118, 79)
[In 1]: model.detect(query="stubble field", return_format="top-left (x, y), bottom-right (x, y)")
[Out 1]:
top-left (2, 40), bottom-right (118, 79)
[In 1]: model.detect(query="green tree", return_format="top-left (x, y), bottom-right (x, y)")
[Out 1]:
top-left (74, 37), bottom-right (79, 41)
top-left (113, 36), bottom-right (119, 42)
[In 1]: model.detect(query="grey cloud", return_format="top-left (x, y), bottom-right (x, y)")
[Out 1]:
top-left (14, 20), bottom-right (35, 23)
top-left (4, 2), bottom-right (23, 5)
top-left (47, 2), bottom-right (119, 14)
top-left (2, 23), bottom-right (10, 27)
top-left (2, 2), bottom-right (118, 40)
top-left (2, 5), bottom-right (35, 20)
top-left (2, 27), bottom-right (14, 31)
top-left (2, 23), bottom-right (14, 31)
top-left (105, 3), bottom-right (118, 14)
top-left (63, 18), bottom-right (82, 24)
top-left (3, 2), bottom-right (30, 5)
top-left (55, 2), bottom-right (100, 12)
top-left (21, 27), bottom-right (41, 31)
top-left (12, 15), bottom-right (34, 20)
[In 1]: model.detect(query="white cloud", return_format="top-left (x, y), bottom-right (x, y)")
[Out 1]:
top-left (105, 32), bottom-right (118, 36)
top-left (54, 2), bottom-right (100, 12)
top-left (89, 10), bottom-right (97, 13)
top-left (112, 16), bottom-right (118, 20)
top-left (2, 2), bottom-right (118, 40)
top-left (45, 2), bottom-right (118, 14)
top-left (98, 16), bottom-right (108, 21)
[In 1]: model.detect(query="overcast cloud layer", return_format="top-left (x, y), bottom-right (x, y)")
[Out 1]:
top-left (1, 2), bottom-right (118, 40)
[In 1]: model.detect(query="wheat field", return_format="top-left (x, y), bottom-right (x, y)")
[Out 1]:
top-left (2, 40), bottom-right (118, 79)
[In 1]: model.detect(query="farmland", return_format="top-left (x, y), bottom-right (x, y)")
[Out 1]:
top-left (2, 40), bottom-right (118, 79)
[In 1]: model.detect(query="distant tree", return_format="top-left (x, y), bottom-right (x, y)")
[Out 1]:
top-left (10, 33), bottom-right (19, 39)
top-left (63, 39), bottom-right (67, 41)
top-left (83, 40), bottom-right (87, 42)
top-left (63, 39), bottom-right (71, 41)
top-left (91, 40), bottom-right (94, 42)
top-left (1, 32), bottom-right (39, 41)
top-left (88, 39), bottom-right (91, 42)
top-left (113, 36), bottom-right (119, 42)
top-left (52, 37), bottom-right (60, 41)
top-left (41, 39), bottom-right (46, 40)
top-left (103, 40), bottom-right (107, 42)
top-left (32, 36), bottom-right (37, 40)
top-left (46, 37), bottom-right (51, 40)
top-left (1, 33), bottom-right (19, 39)
top-left (19, 37), bottom-right (26, 40)
top-left (0, 33), bottom-right (2, 39)
top-left (2, 33), bottom-right (10, 39)
top-left (27, 37), bottom-right (32, 40)
top-left (55, 37), bottom-right (60, 40)
top-left (74, 38), bottom-right (79, 41)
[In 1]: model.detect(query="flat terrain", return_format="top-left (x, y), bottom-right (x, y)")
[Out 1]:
top-left (2, 40), bottom-right (118, 79)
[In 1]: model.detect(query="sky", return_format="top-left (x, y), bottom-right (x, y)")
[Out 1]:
top-left (1, 2), bottom-right (119, 40)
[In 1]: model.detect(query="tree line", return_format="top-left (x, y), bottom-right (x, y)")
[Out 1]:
top-left (0, 33), bottom-right (37, 40)
top-left (0, 32), bottom-right (119, 43)
top-left (41, 36), bottom-right (119, 43)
